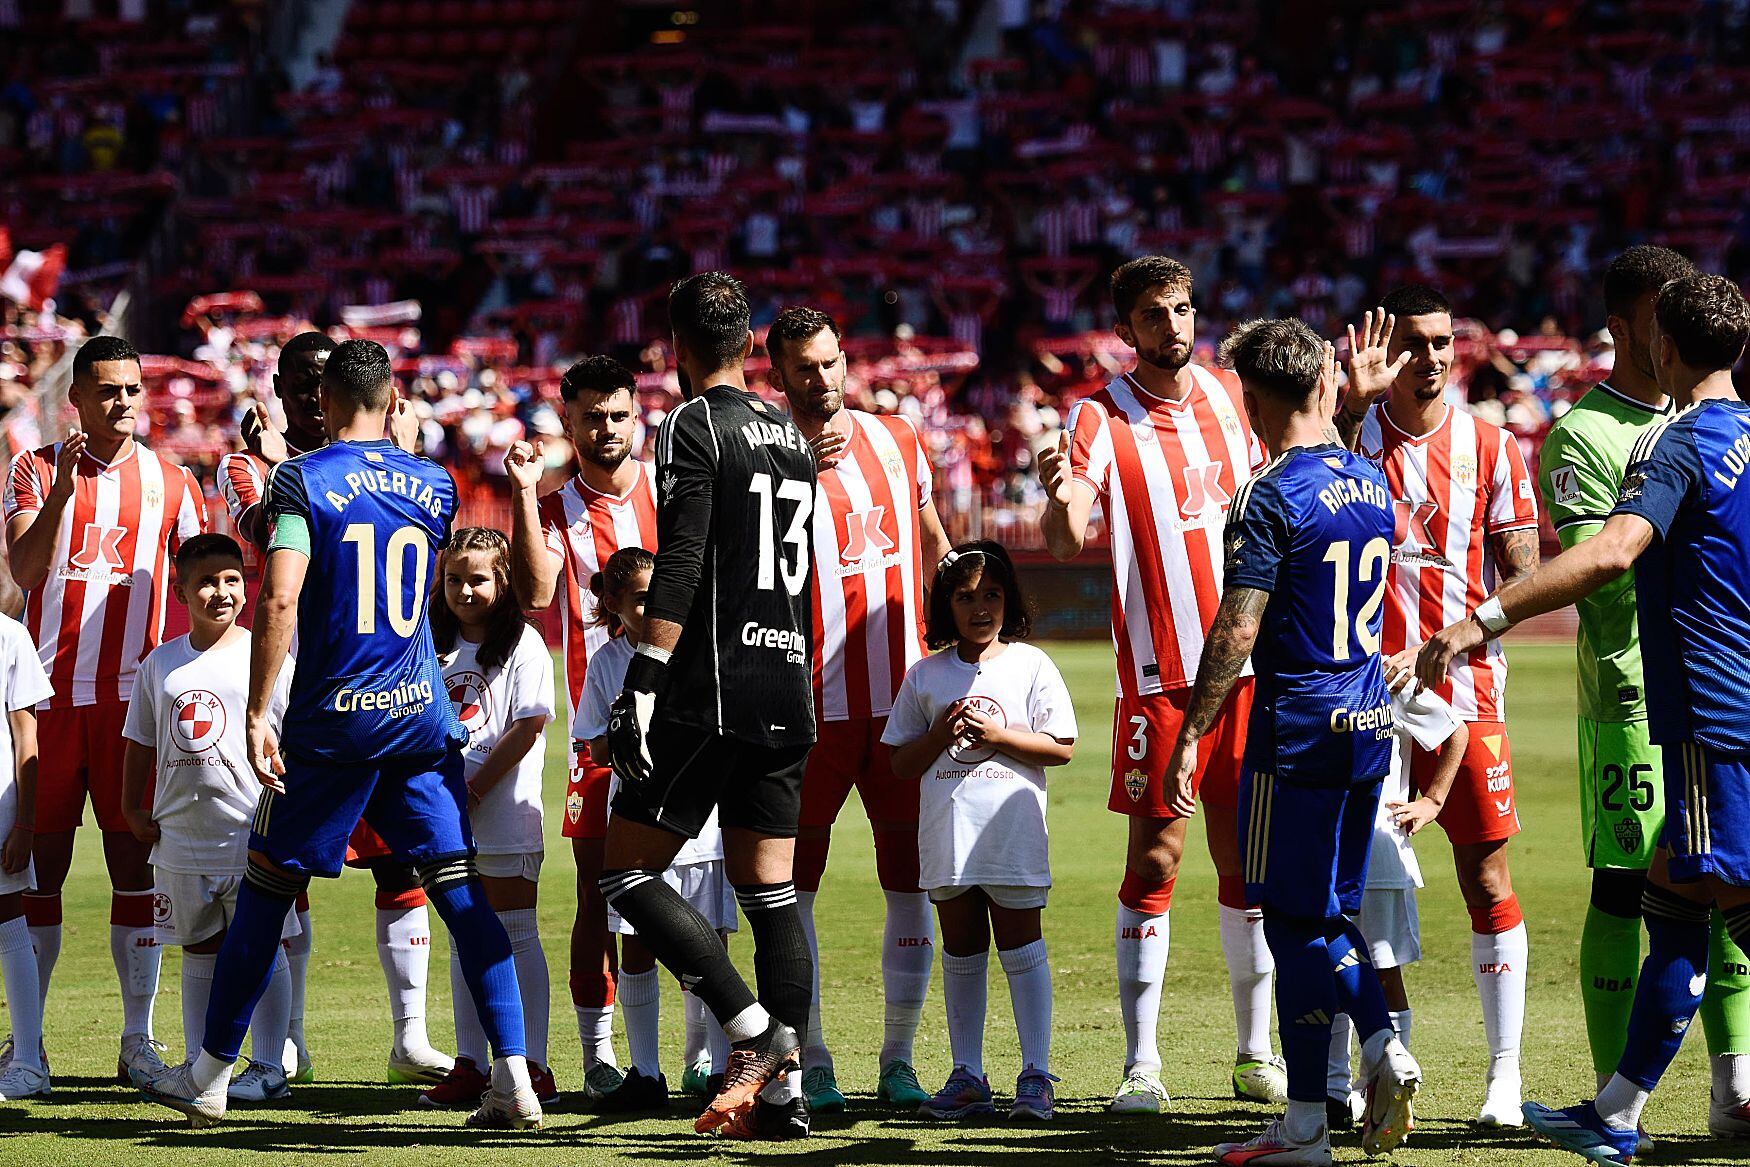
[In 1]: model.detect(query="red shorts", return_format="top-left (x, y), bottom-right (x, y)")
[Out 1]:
top-left (562, 751), bottom-right (613, 840)
top-left (39, 702), bottom-right (134, 833)
top-left (344, 821), bottom-right (394, 867)
top-left (1107, 679), bottom-right (1253, 817)
top-left (799, 716), bottom-right (918, 828)
top-left (1413, 719), bottom-right (1520, 845)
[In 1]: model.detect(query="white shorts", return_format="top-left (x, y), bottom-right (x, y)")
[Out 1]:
top-left (610, 860), bottom-right (738, 935)
top-left (0, 856), bottom-right (33, 897)
top-left (1354, 886), bottom-right (1420, 969)
top-left (154, 869), bottom-right (304, 948)
top-left (928, 883), bottom-right (1049, 911)
top-left (475, 851), bottom-right (543, 882)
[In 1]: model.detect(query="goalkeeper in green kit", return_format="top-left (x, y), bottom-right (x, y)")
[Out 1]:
top-left (1539, 245), bottom-right (1750, 1138)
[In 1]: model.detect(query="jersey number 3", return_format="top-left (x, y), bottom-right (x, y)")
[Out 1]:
top-left (1322, 537), bottom-right (1390, 661)
top-left (750, 472), bottom-right (812, 596)
top-left (342, 523), bottom-right (430, 637)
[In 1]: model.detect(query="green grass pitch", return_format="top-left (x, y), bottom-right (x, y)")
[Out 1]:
top-left (4, 641), bottom-right (1743, 1164)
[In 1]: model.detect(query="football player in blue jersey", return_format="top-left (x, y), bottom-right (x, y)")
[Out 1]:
top-left (1163, 318), bottom-right (1420, 1165)
top-left (133, 341), bottom-right (539, 1130)
top-left (1421, 274), bottom-right (1750, 1161)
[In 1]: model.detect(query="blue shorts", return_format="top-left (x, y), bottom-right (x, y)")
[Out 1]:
top-left (249, 746), bottom-right (472, 878)
top-left (1661, 743), bottom-right (1750, 887)
top-left (1239, 767), bottom-right (1381, 919)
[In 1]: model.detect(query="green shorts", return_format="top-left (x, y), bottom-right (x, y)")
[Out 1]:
top-left (1578, 717), bottom-right (1662, 870)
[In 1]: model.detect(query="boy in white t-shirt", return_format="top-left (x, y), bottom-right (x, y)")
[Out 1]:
top-left (0, 612), bottom-right (53, 1099)
top-left (120, 534), bottom-right (298, 1103)
top-left (884, 542), bottom-right (1076, 1124)
top-left (1326, 667), bottom-right (1467, 1128)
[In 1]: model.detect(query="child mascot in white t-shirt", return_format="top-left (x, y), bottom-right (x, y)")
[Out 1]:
top-left (884, 540), bottom-right (1077, 1123)
top-left (421, 527), bottom-right (558, 1108)
top-left (0, 609), bottom-right (52, 1099)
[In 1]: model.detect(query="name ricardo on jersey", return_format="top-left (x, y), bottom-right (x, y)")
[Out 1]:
top-left (741, 620), bottom-right (806, 664)
top-left (321, 466), bottom-right (445, 517)
top-left (1317, 474), bottom-right (1389, 515)
top-left (333, 677), bottom-right (437, 719)
top-left (1330, 701), bottom-right (1395, 741)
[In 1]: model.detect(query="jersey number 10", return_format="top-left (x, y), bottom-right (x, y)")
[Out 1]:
top-left (342, 523), bottom-right (430, 637)
top-left (1322, 537), bottom-right (1390, 661)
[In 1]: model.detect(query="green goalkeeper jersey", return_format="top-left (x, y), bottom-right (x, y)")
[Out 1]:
top-left (1537, 381), bottom-right (1673, 723)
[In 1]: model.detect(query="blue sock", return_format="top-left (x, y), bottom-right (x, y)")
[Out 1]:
top-left (1620, 884), bottom-right (1710, 1090)
top-left (1263, 910), bottom-right (1336, 1103)
top-left (1329, 918), bottom-right (1392, 1047)
top-left (422, 857), bottom-right (525, 1059)
top-left (201, 864), bottom-right (301, 1062)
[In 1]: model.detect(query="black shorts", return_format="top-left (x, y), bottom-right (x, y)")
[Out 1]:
top-left (611, 722), bottom-right (812, 840)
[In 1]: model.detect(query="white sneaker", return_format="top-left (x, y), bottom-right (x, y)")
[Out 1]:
top-left (1233, 1056), bottom-right (1290, 1104)
top-left (0, 1063), bottom-right (50, 1100)
top-left (228, 1061), bottom-right (291, 1102)
top-left (136, 1060), bottom-right (229, 1128)
top-left (387, 1044), bottom-right (455, 1085)
top-left (1108, 1067), bottom-right (1170, 1114)
top-left (1215, 1118), bottom-right (1333, 1166)
top-left (118, 1034), bottom-right (169, 1084)
top-left (0, 1035), bottom-right (48, 1077)
top-left (1478, 1070), bottom-right (1524, 1127)
top-left (1361, 1037), bottom-right (1420, 1155)
top-left (465, 1084), bottom-right (543, 1129)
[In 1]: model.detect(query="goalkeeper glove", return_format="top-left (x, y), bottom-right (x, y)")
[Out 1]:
top-left (608, 644), bottom-right (669, 790)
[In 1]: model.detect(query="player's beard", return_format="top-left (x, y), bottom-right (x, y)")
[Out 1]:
top-left (782, 374), bottom-right (844, 423)
top-left (579, 441), bottom-right (631, 472)
top-left (1136, 339), bottom-right (1192, 373)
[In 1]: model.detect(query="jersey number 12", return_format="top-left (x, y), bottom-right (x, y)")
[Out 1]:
top-left (1322, 537), bottom-right (1390, 660)
top-left (342, 523), bottom-right (430, 637)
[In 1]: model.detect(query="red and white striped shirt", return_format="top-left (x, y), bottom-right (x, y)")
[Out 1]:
top-left (4, 441), bottom-right (208, 708)
top-left (1068, 366), bottom-right (1266, 697)
top-left (538, 466), bottom-right (660, 737)
top-left (809, 411), bottom-right (932, 722)
top-left (1357, 404), bottom-right (1538, 721)
top-left (216, 449), bottom-right (270, 568)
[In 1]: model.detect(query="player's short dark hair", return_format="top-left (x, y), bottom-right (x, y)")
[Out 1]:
top-left (1220, 318), bottom-right (1325, 404)
top-left (278, 330), bottom-right (335, 372)
top-left (668, 271), bottom-right (751, 369)
top-left (559, 354), bottom-right (636, 403)
top-left (766, 306), bottom-right (842, 361)
top-left (925, 540), bottom-right (1032, 650)
top-left (1603, 246), bottom-right (1698, 320)
top-left (1379, 284), bottom-right (1452, 320)
top-left (175, 532), bottom-right (244, 577)
top-left (321, 339), bottom-right (393, 411)
top-left (72, 335), bottom-right (140, 384)
top-left (1110, 256), bottom-right (1193, 325)
top-left (1654, 274), bottom-right (1750, 371)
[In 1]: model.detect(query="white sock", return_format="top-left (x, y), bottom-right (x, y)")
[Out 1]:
top-left (1285, 1097), bottom-right (1327, 1142)
top-left (1219, 904), bottom-right (1275, 1062)
top-left (1389, 1007), bottom-right (1412, 1048)
top-left (1595, 1071), bottom-right (1650, 1130)
top-left (450, 945), bottom-right (489, 1067)
top-left (942, 949), bottom-right (988, 1079)
top-left (498, 908), bottom-right (548, 1066)
top-left (880, 890), bottom-right (934, 1069)
top-left (111, 903), bottom-right (161, 1040)
top-left (683, 988), bottom-right (709, 1067)
top-left (575, 1004), bottom-right (617, 1069)
top-left (1472, 922), bottom-right (1527, 1080)
top-left (377, 902), bottom-right (433, 1055)
top-left (181, 951), bottom-right (217, 1062)
top-left (1115, 904), bottom-right (1169, 1073)
top-left (0, 917), bottom-right (43, 1072)
top-left (760, 1065), bottom-right (804, 1104)
top-left (284, 906), bottom-right (312, 1057)
top-left (492, 1052), bottom-right (532, 1094)
top-left (1327, 1013), bottom-right (1353, 1099)
top-left (190, 1048), bottom-right (234, 1098)
top-left (27, 922), bottom-right (58, 1014)
top-left (721, 1002), bottom-right (770, 1043)
top-left (249, 950), bottom-right (292, 1073)
top-left (999, 940), bottom-right (1052, 1075)
top-left (618, 967), bottom-right (661, 1079)
top-left (1597, 1070), bottom-right (1613, 1093)
top-left (796, 889), bottom-right (831, 1073)
top-left (1715, 1053), bottom-right (1750, 1106)
top-left (1360, 1027), bottom-right (1393, 1073)
top-left (707, 1009), bottom-right (730, 1075)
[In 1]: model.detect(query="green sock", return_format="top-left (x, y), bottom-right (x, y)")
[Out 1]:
top-left (1701, 911), bottom-right (1750, 1056)
top-left (1580, 904), bottom-right (1641, 1077)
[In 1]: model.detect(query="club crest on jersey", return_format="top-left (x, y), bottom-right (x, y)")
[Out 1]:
top-left (1124, 767), bottom-right (1148, 802)
top-left (171, 689), bottom-right (226, 753)
top-left (448, 671), bottom-right (490, 745)
top-left (1452, 453), bottom-right (1477, 488)
top-left (948, 696), bottom-right (1008, 764)
top-left (1615, 816), bottom-right (1644, 854)
top-left (880, 448), bottom-right (905, 479)
top-left (145, 487), bottom-right (161, 508)
top-left (566, 789), bottom-right (583, 825)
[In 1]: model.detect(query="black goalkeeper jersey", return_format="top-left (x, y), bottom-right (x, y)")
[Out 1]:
top-left (645, 383), bottom-right (818, 748)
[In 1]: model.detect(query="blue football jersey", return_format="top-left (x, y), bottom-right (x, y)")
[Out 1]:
top-left (1612, 399), bottom-right (1750, 751)
top-left (265, 440), bottom-right (465, 763)
top-left (1224, 444), bottom-right (1395, 787)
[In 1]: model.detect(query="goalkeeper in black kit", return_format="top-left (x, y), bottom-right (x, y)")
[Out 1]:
top-left (602, 271), bottom-right (820, 1141)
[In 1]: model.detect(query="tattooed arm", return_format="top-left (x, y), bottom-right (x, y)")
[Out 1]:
top-left (1163, 586), bottom-right (1268, 815)
top-left (1491, 526), bottom-right (1541, 586)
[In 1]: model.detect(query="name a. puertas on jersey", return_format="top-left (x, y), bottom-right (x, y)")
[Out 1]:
top-left (323, 466), bottom-right (445, 518)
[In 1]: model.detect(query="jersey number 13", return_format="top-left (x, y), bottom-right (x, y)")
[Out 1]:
top-left (750, 472), bottom-right (813, 596)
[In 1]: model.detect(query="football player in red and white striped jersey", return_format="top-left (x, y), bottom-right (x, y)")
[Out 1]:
top-left (4, 336), bottom-right (206, 1081)
top-left (217, 332), bottom-right (456, 1089)
top-left (506, 355), bottom-right (657, 1101)
top-left (766, 307), bottom-right (950, 1111)
top-left (1037, 257), bottom-right (1285, 1112)
top-left (1339, 287), bottom-right (1541, 1125)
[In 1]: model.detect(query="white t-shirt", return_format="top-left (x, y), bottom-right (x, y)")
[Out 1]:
top-left (1367, 685), bottom-right (1462, 890)
top-left (579, 635), bottom-right (722, 865)
top-left (882, 642), bottom-right (1076, 891)
top-left (444, 624), bottom-right (555, 855)
top-left (122, 631), bottom-right (291, 875)
top-left (0, 615), bottom-right (52, 835)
